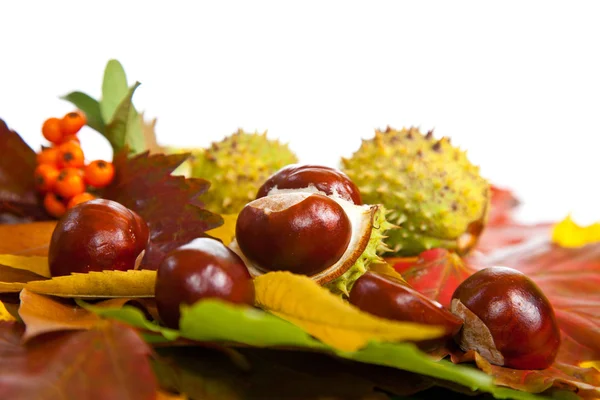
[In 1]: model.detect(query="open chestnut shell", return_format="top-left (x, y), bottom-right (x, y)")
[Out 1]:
top-left (235, 192), bottom-right (352, 276)
top-left (451, 266), bottom-right (561, 370)
top-left (256, 164), bottom-right (362, 205)
top-left (350, 271), bottom-right (463, 336)
top-left (155, 237), bottom-right (255, 329)
top-left (48, 199), bottom-right (149, 277)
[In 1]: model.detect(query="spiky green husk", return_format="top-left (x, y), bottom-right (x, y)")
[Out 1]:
top-left (188, 129), bottom-right (298, 214)
top-left (325, 205), bottom-right (394, 297)
top-left (341, 127), bottom-right (490, 256)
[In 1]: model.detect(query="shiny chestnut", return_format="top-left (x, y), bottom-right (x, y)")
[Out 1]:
top-left (49, 199), bottom-right (149, 277)
top-left (451, 266), bottom-right (560, 370)
top-left (350, 271), bottom-right (463, 336)
top-left (155, 237), bottom-right (255, 329)
top-left (256, 164), bottom-right (362, 204)
top-left (235, 192), bottom-right (352, 276)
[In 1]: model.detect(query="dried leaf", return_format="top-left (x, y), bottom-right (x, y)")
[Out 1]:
top-left (25, 270), bottom-right (156, 298)
top-left (102, 150), bottom-right (222, 269)
top-left (580, 361), bottom-right (600, 372)
top-left (253, 271), bottom-right (444, 352)
top-left (0, 302), bottom-right (15, 322)
top-left (0, 264), bottom-right (48, 284)
top-left (0, 221), bottom-right (56, 256)
top-left (0, 254), bottom-right (50, 278)
top-left (0, 119), bottom-right (49, 221)
top-left (207, 213), bottom-right (238, 246)
top-left (140, 111), bottom-right (163, 154)
top-left (552, 215), bottom-right (600, 248)
top-left (0, 320), bottom-right (157, 399)
top-left (0, 282), bottom-right (25, 293)
top-left (18, 289), bottom-right (132, 341)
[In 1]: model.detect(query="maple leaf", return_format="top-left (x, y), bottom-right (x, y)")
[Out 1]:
top-left (0, 119), bottom-right (49, 221)
top-left (487, 185), bottom-right (520, 227)
top-left (0, 320), bottom-right (157, 400)
top-left (102, 149), bottom-right (223, 269)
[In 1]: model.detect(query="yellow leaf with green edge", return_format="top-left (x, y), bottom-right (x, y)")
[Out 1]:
top-left (580, 361), bottom-right (600, 372)
top-left (0, 281), bottom-right (25, 293)
top-left (0, 301), bottom-right (16, 321)
top-left (552, 215), bottom-right (600, 247)
top-left (0, 255), bottom-right (50, 278)
top-left (25, 270), bottom-right (156, 298)
top-left (253, 271), bottom-right (445, 352)
top-left (207, 213), bottom-right (237, 246)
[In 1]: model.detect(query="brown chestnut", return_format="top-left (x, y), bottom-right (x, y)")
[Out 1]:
top-left (256, 164), bottom-right (362, 204)
top-left (155, 237), bottom-right (255, 329)
top-left (235, 192), bottom-right (352, 276)
top-left (349, 271), bottom-right (463, 336)
top-left (451, 266), bottom-right (560, 370)
top-left (49, 199), bottom-right (149, 277)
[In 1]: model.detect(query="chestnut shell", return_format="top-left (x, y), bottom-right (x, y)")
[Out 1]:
top-left (48, 199), bottom-right (149, 277)
top-left (155, 237), bottom-right (255, 328)
top-left (236, 193), bottom-right (352, 276)
top-left (350, 271), bottom-right (463, 336)
top-left (452, 266), bottom-right (561, 370)
top-left (256, 164), bottom-right (362, 204)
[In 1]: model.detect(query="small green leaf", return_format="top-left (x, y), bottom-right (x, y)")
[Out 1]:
top-left (60, 91), bottom-right (105, 133)
top-left (104, 82), bottom-right (146, 154)
top-left (100, 59), bottom-right (129, 123)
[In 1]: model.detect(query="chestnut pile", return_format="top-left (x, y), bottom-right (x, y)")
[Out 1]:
top-left (47, 165), bottom-right (561, 370)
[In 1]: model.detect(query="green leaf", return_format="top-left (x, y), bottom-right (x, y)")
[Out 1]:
top-left (179, 300), bottom-right (329, 350)
top-left (100, 59), bottom-right (129, 123)
top-left (104, 82), bottom-right (146, 154)
top-left (60, 91), bottom-right (105, 133)
top-left (76, 300), bottom-right (179, 341)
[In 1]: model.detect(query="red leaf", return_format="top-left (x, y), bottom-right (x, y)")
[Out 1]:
top-left (475, 223), bottom-right (552, 254)
top-left (0, 119), bottom-right (49, 221)
top-left (487, 185), bottom-right (520, 227)
top-left (0, 320), bottom-right (157, 400)
top-left (102, 150), bottom-right (223, 269)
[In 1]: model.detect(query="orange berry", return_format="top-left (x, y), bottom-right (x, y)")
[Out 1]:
top-left (44, 193), bottom-right (67, 218)
top-left (67, 192), bottom-right (97, 209)
top-left (55, 168), bottom-right (85, 199)
top-left (42, 118), bottom-right (64, 144)
top-left (60, 111), bottom-right (87, 136)
top-left (36, 147), bottom-right (59, 166)
top-left (60, 134), bottom-right (80, 145)
top-left (57, 141), bottom-right (85, 169)
top-left (84, 160), bottom-right (115, 188)
top-left (34, 164), bottom-right (60, 192)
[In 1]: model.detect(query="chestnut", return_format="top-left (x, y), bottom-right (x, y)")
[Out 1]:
top-left (155, 237), bottom-right (255, 328)
top-left (349, 271), bottom-right (463, 336)
top-left (235, 192), bottom-right (352, 276)
top-left (451, 266), bottom-right (560, 370)
top-left (48, 199), bottom-right (149, 277)
top-left (256, 164), bottom-right (362, 205)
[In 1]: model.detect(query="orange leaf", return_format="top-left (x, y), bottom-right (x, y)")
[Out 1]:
top-left (0, 254), bottom-right (50, 278)
top-left (18, 289), bottom-right (131, 341)
top-left (0, 221), bottom-right (56, 256)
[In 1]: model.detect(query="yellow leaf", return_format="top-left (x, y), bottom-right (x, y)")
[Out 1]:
top-left (207, 213), bottom-right (238, 246)
top-left (0, 221), bottom-right (56, 256)
top-left (580, 361), bottom-right (600, 372)
top-left (369, 262), bottom-right (408, 285)
top-left (253, 271), bottom-right (445, 352)
top-left (552, 215), bottom-right (600, 248)
top-left (25, 270), bottom-right (157, 298)
top-left (0, 254), bottom-right (50, 278)
top-left (0, 301), bottom-right (16, 321)
top-left (0, 281), bottom-right (25, 293)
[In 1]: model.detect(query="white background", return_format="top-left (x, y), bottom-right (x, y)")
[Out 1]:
top-left (1, 1), bottom-right (599, 224)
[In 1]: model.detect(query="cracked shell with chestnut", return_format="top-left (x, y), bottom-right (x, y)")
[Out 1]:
top-left (229, 164), bottom-right (393, 296)
top-left (341, 127), bottom-right (490, 256)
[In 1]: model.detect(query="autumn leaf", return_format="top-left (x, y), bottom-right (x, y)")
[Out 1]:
top-left (253, 271), bottom-right (444, 351)
top-left (552, 215), bottom-right (600, 248)
top-left (206, 213), bottom-right (238, 246)
top-left (389, 248), bottom-right (475, 308)
top-left (0, 119), bottom-right (49, 221)
top-left (0, 320), bottom-right (157, 400)
top-left (0, 221), bottom-right (56, 256)
top-left (488, 185), bottom-right (520, 227)
top-left (0, 254), bottom-right (50, 278)
top-left (102, 150), bottom-right (223, 270)
top-left (474, 222), bottom-right (552, 255)
top-left (0, 302), bottom-right (15, 322)
top-left (25, 270), bottom-right (156, 298)
top-left (140, 111), bottom-right (163, 154)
